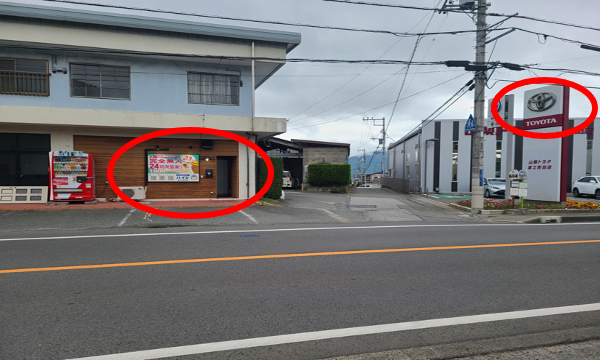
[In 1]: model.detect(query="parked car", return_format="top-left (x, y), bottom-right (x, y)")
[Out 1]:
top-left (572, 176), bottom-right (600, 199)
top-left (357, 184), bottom-right (373, 188)
top-left (283, 171), bottom-right (293, 188)
top-left (483, 178), bottom-right (506, 198)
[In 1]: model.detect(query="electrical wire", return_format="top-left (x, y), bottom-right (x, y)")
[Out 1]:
top-left (323, 0), bottom-right (600, 32)
top-left (287, 8), bottom-right (435, 121)
top-left (386, 2), bottom-right (443, 130)
top-left (40, 0), bottom-right (509, 38)
top-left (490, 79), bottom-right (600, 90)
top-left (9, 43), bottom-right (599, 78)
top-left (289, 72), bottom-right (469, 130)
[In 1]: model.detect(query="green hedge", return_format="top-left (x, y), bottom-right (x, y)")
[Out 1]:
top-left (307, 164), bottom-right (351, 186)
top-left (257, 156), bottom-right (284, 199)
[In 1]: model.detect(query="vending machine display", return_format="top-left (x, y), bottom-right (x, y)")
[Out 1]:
top-left (49, 151), bottom-right (95, 201)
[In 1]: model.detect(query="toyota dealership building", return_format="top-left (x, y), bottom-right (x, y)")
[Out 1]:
top-left (386, 116), bottom-right (597, 195)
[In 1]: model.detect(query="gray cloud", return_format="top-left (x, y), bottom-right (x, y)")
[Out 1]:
top-left (23, 0), bottom-right (600, 153)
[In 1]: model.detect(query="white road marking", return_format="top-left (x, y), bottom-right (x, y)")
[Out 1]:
top-left (0, 211), bottom-right (16, 217)
top-left (0, 222), bottom-right (599, 242)
top-left (239, 210), bottom-right (258, 224)
top-left (319, 208), bottom-right (349, 223)
top-left (118, 209), bottom-right (136, 227)
top-left (67, 302), bottom-right (600, 360)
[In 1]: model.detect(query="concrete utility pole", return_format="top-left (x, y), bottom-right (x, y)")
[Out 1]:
top-left (470, 1), bottom-right (488, 214)
top-left (363, 117), bottom-right (386, 176)
top-left (357, 149), bottom-right (366, 184)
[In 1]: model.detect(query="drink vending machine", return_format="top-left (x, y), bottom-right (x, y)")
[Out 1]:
top-left (49, 151), bottom-right (96, 201)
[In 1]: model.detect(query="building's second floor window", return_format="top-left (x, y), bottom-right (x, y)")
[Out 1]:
top-left (188, 73), bottom-right (240, 105)
top-left (70, 64), bottom-right (130, 100)
top-left (0, 58), bottom-right (49, 96)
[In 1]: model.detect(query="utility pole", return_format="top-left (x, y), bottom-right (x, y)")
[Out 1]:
top-left (471, 1), bottom-right (488, 214)
top-left (363, 117), bottom-right (386, 176)
top-left (357, 149), bottom-right (366, 184)
top-left (440, 1), bottom-right (488, 214)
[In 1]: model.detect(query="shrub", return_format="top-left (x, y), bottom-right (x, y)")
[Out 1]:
top-left (307, 164), bottom-right (351, 186)
top-left (257, 157), bottom-right (284, 200)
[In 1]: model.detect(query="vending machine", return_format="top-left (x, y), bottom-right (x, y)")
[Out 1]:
top-left (49, 151), bottom-right (95, 201)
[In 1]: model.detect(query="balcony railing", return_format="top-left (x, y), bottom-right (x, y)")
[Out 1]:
top-left (0, 71), bottom-right (50, 96)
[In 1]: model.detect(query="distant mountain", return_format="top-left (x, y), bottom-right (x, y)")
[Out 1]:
top-left (348, 152), bottom-right (384, 177)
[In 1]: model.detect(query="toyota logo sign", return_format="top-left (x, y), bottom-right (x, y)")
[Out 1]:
top-left (527, 92), bottom-right (556, 112)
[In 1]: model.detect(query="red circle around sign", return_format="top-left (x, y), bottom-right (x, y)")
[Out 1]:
top-left (106, 127), bottom-right (274, 219)
top-left (491, 77), bottom-right (598, 139)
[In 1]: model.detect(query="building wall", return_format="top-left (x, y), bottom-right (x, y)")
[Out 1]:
top-left (73, 135), bottom-right (239, 199)
top-left (0, 49), bottom-right (254, 117)
top-left (389, 117), bottom-right (598, 194)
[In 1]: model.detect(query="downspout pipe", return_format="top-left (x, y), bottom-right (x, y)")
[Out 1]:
top-left (247, 41), bottom-right (255, 199)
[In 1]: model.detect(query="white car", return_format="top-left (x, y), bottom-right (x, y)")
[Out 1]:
top-left (283, 171), bottom-right (293, 188)
top-left (483, 178), bottom-right (506, 198)
top-left (572, 176), bottom-right (600, 199)
top-left (357, 184), bottom-right (373, 188)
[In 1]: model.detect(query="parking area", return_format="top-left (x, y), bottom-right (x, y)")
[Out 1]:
top-left (0, 188), bottom-right (471, 235)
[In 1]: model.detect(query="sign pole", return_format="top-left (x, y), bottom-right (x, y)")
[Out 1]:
top-left (560, 86), bottom-right (570, 206)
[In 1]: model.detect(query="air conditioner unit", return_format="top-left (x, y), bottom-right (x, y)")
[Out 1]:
top-left (119, 187), bottom-right (146, 200)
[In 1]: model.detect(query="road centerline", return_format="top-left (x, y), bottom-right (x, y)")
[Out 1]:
top-left (2, 239), bottom-right (599, 274)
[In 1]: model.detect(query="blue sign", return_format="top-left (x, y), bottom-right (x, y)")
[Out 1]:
top-left (497, 99), bottom-right (502, 112)
top-left (465, 114), bottom-right (476, 132)
top-left (479, 169), bottom-right (483, 186)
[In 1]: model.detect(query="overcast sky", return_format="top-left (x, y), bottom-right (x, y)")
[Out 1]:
top-left (24, 0), bottom-right (600, 154)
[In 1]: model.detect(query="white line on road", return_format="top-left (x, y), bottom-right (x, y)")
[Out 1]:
top-left (239, 210), bottom-right (258, 224)
top-left (118, 209), bottom-right (136, 227)
top-left (68, 302), bottom-right (600, 360)
top-left (319, 208), bottom-right (349, 223)
top-left (1, 222), bottom-right (600, 242)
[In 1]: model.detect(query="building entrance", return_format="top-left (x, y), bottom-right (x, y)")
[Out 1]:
top-left (217, 156), bottom-right (235, 197)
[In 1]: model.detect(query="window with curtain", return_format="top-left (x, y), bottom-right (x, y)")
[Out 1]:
top-left (70, 64), bottom-right (130, 100)
top-left (188, 73), bottom-right (240, 105)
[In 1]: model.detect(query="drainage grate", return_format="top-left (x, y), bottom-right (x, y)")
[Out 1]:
top-left (350, 205), bottom-right (377, 209)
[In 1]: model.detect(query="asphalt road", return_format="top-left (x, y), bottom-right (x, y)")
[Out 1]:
top-left (1, 222), bottom-right (599, 359)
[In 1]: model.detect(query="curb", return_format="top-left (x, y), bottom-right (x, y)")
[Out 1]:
top-left (522, 215), bottom-right (600, 224)
top-left (449, 203), bottom-right (600, 217)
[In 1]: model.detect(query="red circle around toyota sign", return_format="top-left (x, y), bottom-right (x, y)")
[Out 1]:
top-left (491, 77), bottom-right (597, 139)
top-left (107, 127), bottom-right (274, 219)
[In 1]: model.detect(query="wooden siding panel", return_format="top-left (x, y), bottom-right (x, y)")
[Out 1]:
top-left (74, 136), bottom-right (239, 199)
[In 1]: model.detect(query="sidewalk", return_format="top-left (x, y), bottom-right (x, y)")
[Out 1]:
top-left (456, 339), bottom-right (600, 359)
top-left (326, 338), bottom-right (600, 360)
top-left (0, 198), bottom-right (245, 211)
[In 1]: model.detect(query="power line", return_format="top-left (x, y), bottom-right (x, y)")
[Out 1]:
top-left (4, 44), bottom-right (599, 78)
top-left (491, 79), bottom-right (600, 90)
top-left (514, 28), bottom-right (600, 49)
top-left (288, 68), bottom-right (407, 123)
top-left (288, 9), bottom-right (435, 121)
top-left (40, 0), bottom-right (509, 38)
top-left (386, 2), bottom-right (442, 131)
top-left (323, 0), bottom-right (600, 32)
top-left (289, 72), bottom-right (469, 130)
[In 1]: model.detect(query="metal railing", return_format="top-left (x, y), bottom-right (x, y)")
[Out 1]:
top-left (0, 71), bottom-right (50, 96)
